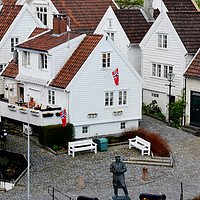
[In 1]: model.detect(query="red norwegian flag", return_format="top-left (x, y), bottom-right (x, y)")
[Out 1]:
top-left (60, 109), bottom-right (67, 127)
top-left (112, 68), bottom-right (119, 86)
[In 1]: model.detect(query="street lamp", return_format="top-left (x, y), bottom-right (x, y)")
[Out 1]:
top-left (166, 72), bottom-right (175, 125)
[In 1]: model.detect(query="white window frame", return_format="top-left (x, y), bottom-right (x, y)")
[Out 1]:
top-left (158, 34), bottom-right (168, 48)
top-left (0, 63), bottom-right (6, 72)
top-left (104, 91), bottom-right (114, 107)
top-left (48, 90), bottom-right (55, 104)
top-left (102, 52), bottom-right (110, 68)
top-left (118, 90), bottom-right (127, 106)
top-left (107, 32), bottom-right (114, 41)
top-left (22, 51), bottom-right (30, 66)
top-left (39, 54), bottom-right (47, 69)
top-left (36, 6), bottom-right (47, 25)
top-left (82, 126), bottom-right (89, 134)
top-left (152, 63), bottom-right (173, 78)
top-left (120, 122), bottom-right (126, 130)
top-left (164, 65), bottom-right (173, 78)
top-left (151, 92), bottom-right (159, 98)
top-left (11, 37), bottom-right (19, 52)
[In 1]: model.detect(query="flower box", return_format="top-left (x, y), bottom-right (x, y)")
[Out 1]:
top-left (42, 112), bottom-right (54, 118)
top-left (113, 111), bottom-right (123, 116)
top-left (87, 113), bottom-right (98, 118)
top-left (31, 110), bottom-right (39, 117)
top-left (19, 107), bottom-right (27, 114)
top-left (8, 105), bottom-right (17, 112)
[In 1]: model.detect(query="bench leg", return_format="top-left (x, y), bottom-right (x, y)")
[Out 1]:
top-left (72, 151), bottom-right (75, 157)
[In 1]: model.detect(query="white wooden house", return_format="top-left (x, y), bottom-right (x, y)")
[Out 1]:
top-left (0, 3), bottom-right (45, 95)
top-left (184, 48), bottom-right (200, 126)
top-left (140, 10), bottom-right (200, 117)
top-left (16, 0), bottom-right (118, 31)
top-left (94, 6), bottom-right (152, 75)
top-left (1, 16), bottom-right (143, 138)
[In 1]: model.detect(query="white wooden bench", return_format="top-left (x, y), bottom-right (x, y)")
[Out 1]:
top-left (68, 139), bottom-right (97, 157)
top-left (128, 136), bottom-right (151, 156)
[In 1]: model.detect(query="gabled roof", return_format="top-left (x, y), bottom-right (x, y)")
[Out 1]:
top-left (184, 49), bottom-right (200, 78)
top-left (17, 30), bottom-right (81, 52)
top-left (50, 34), bottom-right (103, 89)
top-left (168, 11), bottom-right (200, 53)
top-left (1, 0), bottom-right (18, 5)
top-left (114, 9), bottom-right (152, 44)
top-left (28, 27), bottom-right (49, 38)
top-left (163, 0), bottom-right (198, 12)
top-left (0, 5), bottom-right (22, 41)
top-left (51, 0), bottom-right (117, 32)
top-left (1, 59), bottom-right (18, 78)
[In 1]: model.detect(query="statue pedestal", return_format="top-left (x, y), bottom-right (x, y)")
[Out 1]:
top-left (112, 196), bottom-right (131, 200)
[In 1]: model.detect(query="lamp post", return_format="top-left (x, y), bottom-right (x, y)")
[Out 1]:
top-left (166, 73), bottom-right (175, 125)
top-left (27, 94), bottom-right (30, 200)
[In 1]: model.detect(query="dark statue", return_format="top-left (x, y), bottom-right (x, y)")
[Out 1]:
top-left (110, 156), bottom-right (131, 200)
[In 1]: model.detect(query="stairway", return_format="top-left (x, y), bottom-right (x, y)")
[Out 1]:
top-left (181, 125), bottom-right (200, 136)
top-left (123, 156), bottom-right (173, 167)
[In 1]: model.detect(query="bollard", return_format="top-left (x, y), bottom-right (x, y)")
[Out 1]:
top-left (142, 167), bottom-right (148, 181)
top-left (79, 176), bottom-right (84, 189)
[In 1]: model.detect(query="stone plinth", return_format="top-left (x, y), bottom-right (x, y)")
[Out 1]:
top-left (112, 196), bottom-right (131, 200)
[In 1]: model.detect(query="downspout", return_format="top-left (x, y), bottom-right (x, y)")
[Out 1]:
top-left (65, 90), bottom-right (70, 123)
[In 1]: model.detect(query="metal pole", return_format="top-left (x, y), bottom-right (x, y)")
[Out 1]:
top-left (27, 94), bottom-right (30, 200)
top-left (168, 80), bottom-right (172, 125)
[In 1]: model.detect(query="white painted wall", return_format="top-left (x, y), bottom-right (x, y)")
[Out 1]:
top-left (68, 36), bottom-right (142, 138)
top-left (141, 15), bottom-right (187, 116)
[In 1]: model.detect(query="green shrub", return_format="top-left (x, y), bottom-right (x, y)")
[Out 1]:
top-left (37, 123), bottom-right (75, 148)
top-left (157, 112), bottom-right (166, 120)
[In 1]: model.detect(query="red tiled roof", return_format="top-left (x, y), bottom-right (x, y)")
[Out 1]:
top-left (115, 9), bottom-right (152, 44)
top-left (1, 59), bottom-right (18, 78)
top-left (1, 0), bottom-right (18, 5)
top-left (50, 34), bottom-right (103, 88)
top-left (184, 50), bottom-right (200, 78)
top-left (168, 11), bottom-right (200, 53)
top-left (28, 27), bottom-right (49, 38)
top-left (17, 30), bottom-right (81, 51)
top-left (0, 5), bottom-right (22, 41)
top-left (163, 0), bottom-right (197, 11)
top-left (51, 0), bottom-right (117, 32)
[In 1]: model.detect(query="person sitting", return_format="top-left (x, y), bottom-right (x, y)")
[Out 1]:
top-left (26, 97), bottom-right (35, 108)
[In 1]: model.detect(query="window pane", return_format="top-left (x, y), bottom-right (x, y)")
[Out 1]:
top-left (158, 35), bottom-right (162, 47)
top-left (102, 54), bottom-right (106, 67)
top-left (163, 35), bottom-right (167, 48)
top-left (110, 92), bottom-right (113, 106)
top-left (164, 65), bottom-right (168, 78)
top-left (123, 91), bottom-right (127, 104)
top-left (107, 53), bottom-right (110, 67)
top-left (157, 64), bottom-right (161, 77)
top-left (152, 64), bottom-right (156, 76)
top-left (169, 66), bottom-right (173, 73)
top-left (119, 91), bottom-right (122, 105)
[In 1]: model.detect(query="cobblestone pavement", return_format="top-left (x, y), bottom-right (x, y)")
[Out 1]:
top-left (0, 115), bottom-right (200, 200)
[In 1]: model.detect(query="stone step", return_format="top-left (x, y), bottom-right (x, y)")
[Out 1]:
top-left (123, 160), bottom-right (172, 167)
top-left (127, 157), bottom-right (171, 164)
top-left (182, 127), bottom-right (198, 135)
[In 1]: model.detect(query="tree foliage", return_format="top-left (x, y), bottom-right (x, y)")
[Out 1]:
top-left (196, 0), bottom-right (200, 8)
top-left (115, 0), bottom-right (144, 9)
top-left (168, 89), bottom-right (187, 128)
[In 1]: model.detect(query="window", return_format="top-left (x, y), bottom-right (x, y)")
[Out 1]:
top-left (105, 91), bottom-right (114, 106)
top-left (48, 90), bottom-right (55, 104)
top-left (39, 54), bottom-right (47, 69)
top-left (158, 34), bottom-right (167, 48)
top-left (152, 63), bottom-right (161, 77)
top-left (151, 93), bottom-right (159, 98)
top-left (82, 126), bottom-right (88, 134)
top-left (118, 91), bottom-right (127, 105)
top-left (11, 38), bottom-right (19, 52)
top-left (108, 20), bottom-right (112, 28)
top-left (102, 53), bottom-right (110, 68)
top-left (0, 63), bottom-right (6, 72)
top-left (107, 32), bottom-right (114, 41)
top-left (152, 63), bottom-right (173, 78)
top-left (36, 6), bottom-right (47, 25)
top-left (120, 122), bottom-right (126, 130)
top-left (164, 65), bottom-right (173, 78)
top-left (22, 51), bottom-right (30, 66)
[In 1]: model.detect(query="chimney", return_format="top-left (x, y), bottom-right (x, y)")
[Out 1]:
top-left (53, 14), bottom-right (67, 35)
top-left (143, 0), bottom-right (154, 22)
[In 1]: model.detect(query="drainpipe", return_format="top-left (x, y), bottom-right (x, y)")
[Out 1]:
top-left (65, 90), bottom-right (70, 123)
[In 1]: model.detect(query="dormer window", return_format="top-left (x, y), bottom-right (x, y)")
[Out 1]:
top-left (39, 54), bottom-right (47, 69)
top-left (11, 38), bottom-right (19, 52)
top-left (158, 34), bottom-right (167, 48)
top-left (102, 52), bottom-right (110, 68)
top-left (22, 51), bottom-right (30, 66)
top-left (36, 6), bottom-right (47, 25)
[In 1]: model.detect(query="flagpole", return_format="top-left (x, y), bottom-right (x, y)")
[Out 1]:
top-left (27, 94), bottom-right (30, 200)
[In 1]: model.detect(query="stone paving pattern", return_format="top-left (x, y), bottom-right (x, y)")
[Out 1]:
top-left (0, 115), bottom-right (200, 200)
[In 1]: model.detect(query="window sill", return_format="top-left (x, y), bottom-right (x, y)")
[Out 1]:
top-left (156, 47), bottom-right (168, 51)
